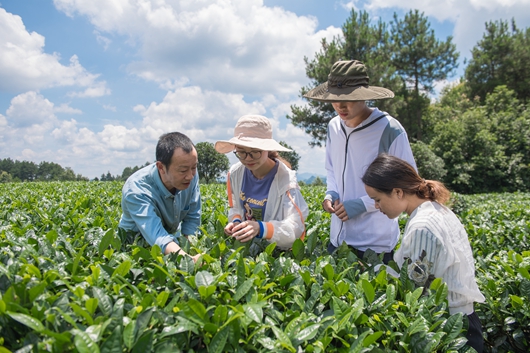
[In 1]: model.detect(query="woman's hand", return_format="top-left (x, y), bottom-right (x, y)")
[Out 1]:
top-left (230, 221), bottom-right (260, 242)
top-left (224, 222), bottom-right (236, 236)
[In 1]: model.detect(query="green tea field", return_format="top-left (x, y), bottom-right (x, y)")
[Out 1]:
top-left (0, 182), bottom-right (528, 352)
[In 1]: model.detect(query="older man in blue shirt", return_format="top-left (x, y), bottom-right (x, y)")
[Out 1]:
top-left (119, 132), bottom-right (201, 261)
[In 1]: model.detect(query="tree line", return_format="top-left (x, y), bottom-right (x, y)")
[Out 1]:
top-left (0, 158), bottom-right (88, 182)
top-left (95, 162), bottom-right (151, 182)
top-left (97, 140), bottom-right (301, 185)
top-left (289, 9), bottom-right (530, 194)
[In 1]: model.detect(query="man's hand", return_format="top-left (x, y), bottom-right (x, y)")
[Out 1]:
top-left (164, 241), bottom-right (201, 263)
top-left (190, 253), bottom-right (201, 263)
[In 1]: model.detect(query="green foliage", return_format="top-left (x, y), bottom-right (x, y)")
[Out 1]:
top-left (120, 162), bottom-right (150, 181)
top-left (422, 81), bottom-right (479, 144)
top-left (195, 142), bottom-right (230, 184)
top-left (278, 141), bottom-right (301, 171)
top-left (288, 8), bottom-right (459, 144)
top-left (455, 192), bottom-right (530, 352)
top-left (287, 9), bottom-right (403, 147)
top-left (465, 18), bottom-right (530, 104)
top-left (0, 158), bottom-right (87, 182)
top-left (0, 182), bottom-right (528, 352)
top-left (390, 10), bottom-right (459, 140)
top-left (311, 176), bottom-right (325, 186)
top-left (0, 171), bottom-right (12, 183)
top-left (410, 141), bottom-right (447, 181)
top-left (428, 85), bottom-right (530, 193)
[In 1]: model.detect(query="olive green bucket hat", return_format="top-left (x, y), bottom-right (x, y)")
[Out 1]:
top-left (303, 60), bottom-right (394, 102)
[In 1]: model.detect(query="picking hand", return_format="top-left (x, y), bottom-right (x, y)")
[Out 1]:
top-left (230, 221), bottom-right (259, 242)
top-left (334, 202), bottom-right (349, 221)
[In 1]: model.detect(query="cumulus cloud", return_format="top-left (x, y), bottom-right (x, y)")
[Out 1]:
top-left (53, 0), bottom-right (342, 96)
top-left (6, 91), bottom-right (56, 128)
top-left (54, 104), bottom-right (82, 114)
top-left (99, 124), bottom-right (142, 151)
top-left (51, 119), bottom-right (79, 142)
top-left (134, 86), bottom-right (266, 142)
top-left (0, 81), bottom-right (325, 178)
top-left (94, 30), bottom-right (112, 50)
top-left (0, 8), bottom-right (110, 94)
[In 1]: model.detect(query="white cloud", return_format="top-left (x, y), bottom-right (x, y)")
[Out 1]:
top-left (340, 1), bottom-right (360, 11)
top-left (67, 80), bottom-right (111, 98)
top-left (99, 124), bottom-right (142, 151)
top-left (20, 148), bottom-right (37, 160)
top-left (0, 82), bottom-right (326, 178)
top-left (94, 30), bottom-right (112, 50)
top-left (54, 104), bottom-right (83, 114)
top-left (135, 86), bottom-right (266, 142)
top-left (0, 8), bottom-right (110, 94)
top-left (53, 0), bottom-right (342, 96)
top-left (51, 119), bottom-right (79, 142)
top-left (6, 91), bottom-right (56, 128)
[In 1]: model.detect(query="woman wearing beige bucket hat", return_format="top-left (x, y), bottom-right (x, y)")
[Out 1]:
top-left (303, 60), bottom-right (416, 263)
top-left (215, 115), bottom-right (309, 255)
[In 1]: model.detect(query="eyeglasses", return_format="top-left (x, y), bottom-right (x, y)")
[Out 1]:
top-left (233, 150), bottom-right (262, 160)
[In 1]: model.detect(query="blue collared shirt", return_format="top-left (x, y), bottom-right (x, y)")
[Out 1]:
top-left (119, 163), bottom-right (201, 253)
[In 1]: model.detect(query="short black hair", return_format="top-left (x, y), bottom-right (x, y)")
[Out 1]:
top-left (156, 132), bottom-right (195, 168)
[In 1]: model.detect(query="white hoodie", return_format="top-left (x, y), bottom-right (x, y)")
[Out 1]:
top-left (325, 108), bottom-right (416, 252)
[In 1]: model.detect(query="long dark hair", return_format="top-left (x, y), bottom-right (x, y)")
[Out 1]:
top-left (362, 154), bottom-right (451, 204)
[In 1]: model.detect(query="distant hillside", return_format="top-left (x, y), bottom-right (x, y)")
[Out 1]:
top-left (216, 172), bottom-right (326, 185)
top-left (297, 172), bottom-right (326, 185)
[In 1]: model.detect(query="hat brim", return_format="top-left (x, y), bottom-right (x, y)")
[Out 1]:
top-left (304, 82), bottom-right (394, 102)
top-left (215, 137), bottom-right (291, 154)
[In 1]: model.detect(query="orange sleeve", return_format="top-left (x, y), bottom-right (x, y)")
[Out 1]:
top-left (287, 190), bottom-right (306, 241)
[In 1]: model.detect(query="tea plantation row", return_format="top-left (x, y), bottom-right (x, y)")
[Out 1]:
top-left (0, 182), bottom-right (528, 352)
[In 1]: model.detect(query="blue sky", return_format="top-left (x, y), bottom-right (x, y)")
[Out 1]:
top-left (1, 0), bottom-right (529, 179)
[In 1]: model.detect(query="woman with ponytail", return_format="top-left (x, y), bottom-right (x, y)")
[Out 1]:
top-left (362, 154), bottom-right (485, 352)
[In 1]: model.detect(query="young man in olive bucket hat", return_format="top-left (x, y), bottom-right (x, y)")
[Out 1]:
top-left (304, 60), bottom-right (416, 263)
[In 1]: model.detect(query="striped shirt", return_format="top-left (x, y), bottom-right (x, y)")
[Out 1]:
top-left (394, 201), bottom-right (485, 314)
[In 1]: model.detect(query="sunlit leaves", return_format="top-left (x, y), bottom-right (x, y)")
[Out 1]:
top-left (0, 182), bottom-right (528, 352)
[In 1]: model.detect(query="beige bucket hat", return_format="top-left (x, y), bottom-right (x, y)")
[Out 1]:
top-left (303, 60), bottom-right (394, 102)
top-left (215, 115), bottom-right (291, 153)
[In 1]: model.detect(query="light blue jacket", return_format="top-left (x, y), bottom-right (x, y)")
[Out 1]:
top-left (119, 163), bottom-right (201, 253)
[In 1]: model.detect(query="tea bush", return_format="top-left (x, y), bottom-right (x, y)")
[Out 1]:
top-left (0, 182), bottom-right (528, 352)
